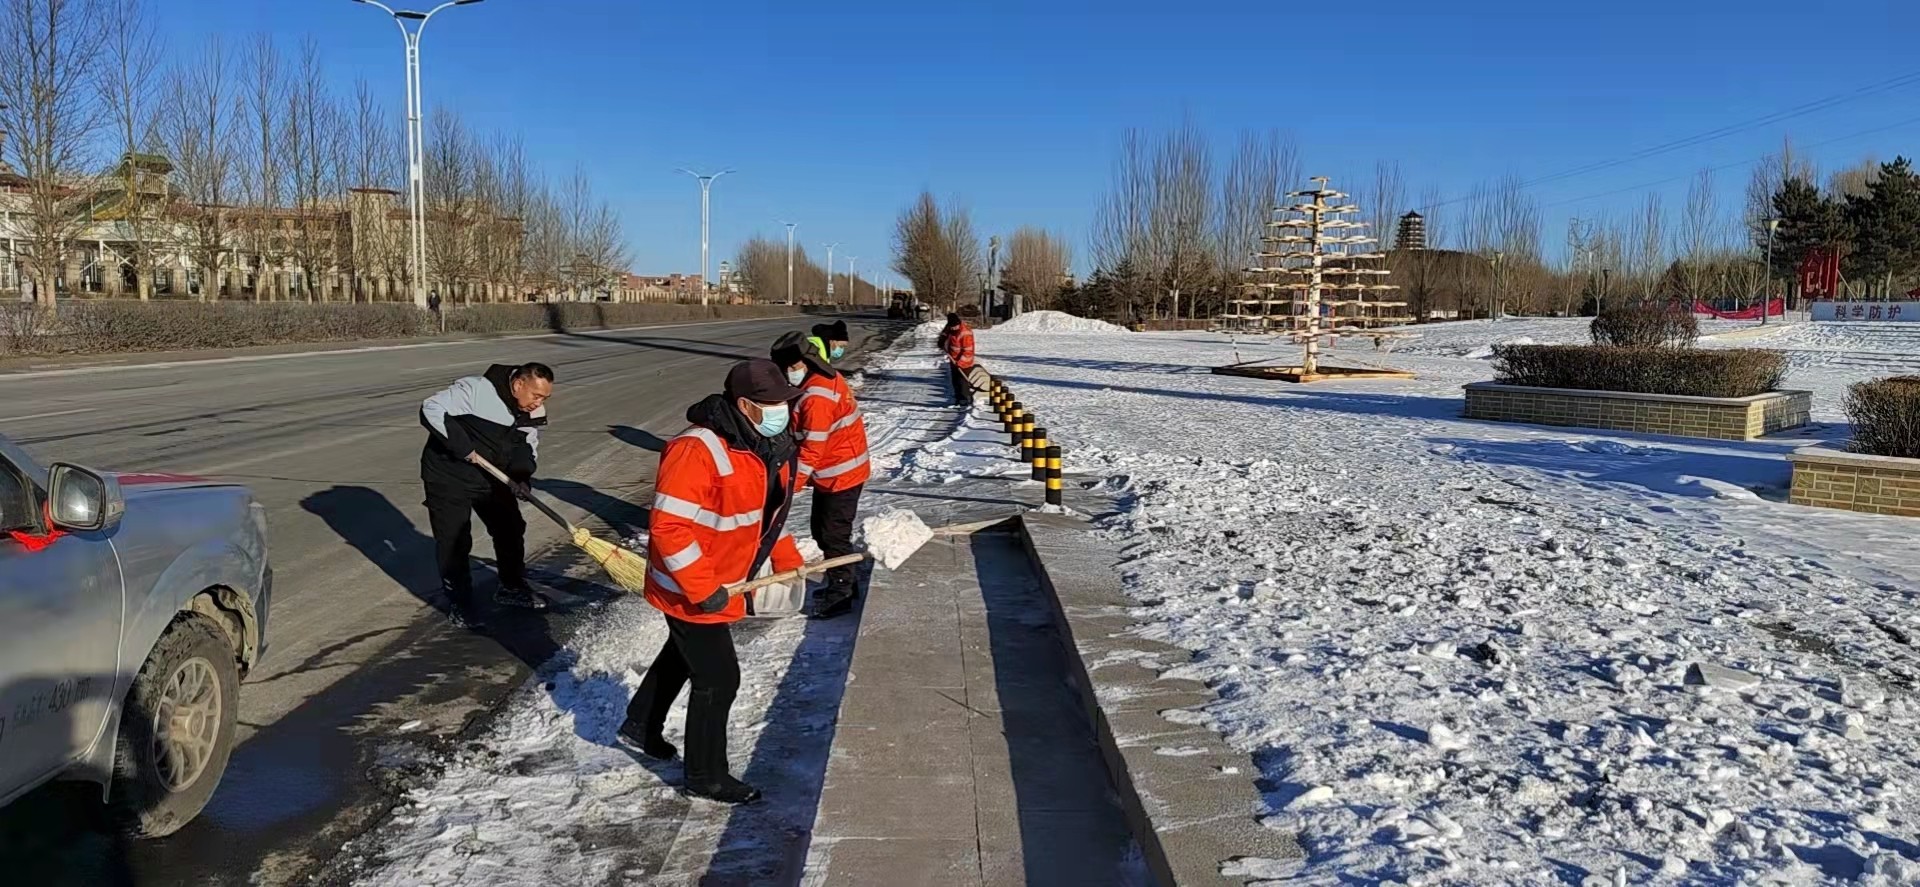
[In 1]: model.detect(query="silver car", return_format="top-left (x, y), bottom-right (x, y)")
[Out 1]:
top-left (0, 432), bottom-right (271, 838)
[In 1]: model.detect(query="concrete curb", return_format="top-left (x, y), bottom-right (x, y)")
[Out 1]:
top-left (1016, 508), bottom-right (1303, 886)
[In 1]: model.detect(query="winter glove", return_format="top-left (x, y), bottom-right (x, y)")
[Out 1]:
top-left (695, 587), bottom-right (730, 614)
top-left (509, 480), bottom-right (533, 501)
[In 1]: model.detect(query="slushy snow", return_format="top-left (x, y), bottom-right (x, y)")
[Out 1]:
top-left (857, 508), bottom-right (934, 570)
top-left (992, 309), bottom-right (1130, 335)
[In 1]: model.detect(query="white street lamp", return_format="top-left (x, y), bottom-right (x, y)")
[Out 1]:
top-left (846, 256), bottom-right (858, 306)
top-left (352, 0), bottom-right (484, 308)
top-left (823, 242), bottom-right (839, 302)
top-left (782, 221), bottom-right (797, 306)
top-left (678, 168), bottom-right (733, 306)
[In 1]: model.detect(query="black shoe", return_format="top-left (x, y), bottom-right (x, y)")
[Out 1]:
top-left (684, 775), bottom-right (761, 805)
top-left (812, 588), bottom-right (856, 620)
top-left (617, 720), bottom-right (678, 760)
top-left (495, 583), bottom-right (549, 610)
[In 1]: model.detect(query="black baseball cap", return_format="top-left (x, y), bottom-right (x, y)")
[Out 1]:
top-left (725, 359), bottom-right (803, 404)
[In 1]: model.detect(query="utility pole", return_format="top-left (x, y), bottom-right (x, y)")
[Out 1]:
top-left (1762, 217), bottom-right (1780, 326)
top-left (824, 242), bottom-right (839, 303)
top-left (352, 0), bottom-right (486, 308)
top-left (677, 168), bottom-right (733, 306)
top-left (783, 221), bottom-right (797, 305)
top-left (987, 235), bottom-right (1000, 319)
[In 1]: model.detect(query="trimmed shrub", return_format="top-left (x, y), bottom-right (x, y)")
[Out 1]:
top-left (1491, 344), bottom-right (1786, 398)
top-left (1590, 302), bottom-right (1699, 348)
top-left (1846, 376), bottom-right (1920, 459)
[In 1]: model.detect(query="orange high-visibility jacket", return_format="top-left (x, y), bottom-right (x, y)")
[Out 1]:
top-left (644, 425), bottom-right (804, 624)
top-left (945, 324), bottom-right (976, 369)
top-left (795, 368), bottom-right (870, 492)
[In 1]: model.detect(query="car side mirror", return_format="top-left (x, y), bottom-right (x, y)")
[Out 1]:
top-left (48, 464), bottom-right (124, 534)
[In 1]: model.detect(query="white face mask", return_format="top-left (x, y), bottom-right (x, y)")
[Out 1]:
top-left (786, 367), bottom-right (806, 386)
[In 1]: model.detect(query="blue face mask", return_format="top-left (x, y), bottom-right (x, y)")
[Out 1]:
top-left (753, 402), bottom-right (790, 437)
top-left (786, 367), bottom-right (807, 386)
top-left (830, 345), bottom-right (847, 360)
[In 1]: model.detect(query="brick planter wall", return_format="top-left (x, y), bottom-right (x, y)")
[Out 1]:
top-left (1789, 447), bottom-right (1920, 517)
top-left (1462, 382), bottom-right (1811, 441)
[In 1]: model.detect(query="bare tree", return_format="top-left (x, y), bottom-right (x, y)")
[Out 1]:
top-left (1674, 168), bottom-right (1723, 300)
top-left (334, 77), bottom-right (400, 301)
top-left (1744, 136), bottom-right (1816, 252)
top-left (284, 38), bottom-right (339, 302)
top-left (1361, 160), bottom-right (1406, 255)
top-left (0, 0), bottom-right (107, 306)
top-left (892, 191), bottom-right (982, 307)
top-left (159, 37), bottom-right (235, 301)
top-left (1144, 121), bottom-right (1212, 319)
top-left (236, 33), bottom-right (286, 300)
top-left (98, 0), bottom-right (163, 299)
top-left (1001, 226), bottom-right (1071, 309)
top-left (423, 107), bottom-right (477, 302)
top-left (1091, 129), bottom-right (1151, 274)
top-left (1212, 129), bottom-right (1296, 317)
top-left (1828, 155), bottom-right (1880, 202)
top-left (1628, 192), bottom-right (1665, 299)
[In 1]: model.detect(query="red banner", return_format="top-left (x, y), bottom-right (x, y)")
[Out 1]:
top-left (1693, 299), bottom-right (1784, 320)
top-left (1799, 250), bottom-right (1840, 298)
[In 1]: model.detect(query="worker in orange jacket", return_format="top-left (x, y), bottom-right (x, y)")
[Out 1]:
top-left (773, 326), bottom-right (869, 619)
top-left (941, 312), bottom-right (977, 407)
top-left (619, 359), bottom-right (806, 805)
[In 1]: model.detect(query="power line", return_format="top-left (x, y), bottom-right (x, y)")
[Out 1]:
top-left (1543, 114), bottom-right (1920, 209)
top-left (1416, 68), bottom-right (1920, 213)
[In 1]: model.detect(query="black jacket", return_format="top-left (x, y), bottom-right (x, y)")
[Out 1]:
top-left (420, 364), bottom-right (546, 490)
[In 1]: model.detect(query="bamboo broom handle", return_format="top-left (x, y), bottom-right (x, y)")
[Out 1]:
top-left (469, 453), bottom-right (576, 533)
top-left (726, 553), bottom-right (869, 596)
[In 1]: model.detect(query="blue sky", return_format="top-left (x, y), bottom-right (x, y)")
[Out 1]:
top-left (154, 0), bottom-right (1920, 276)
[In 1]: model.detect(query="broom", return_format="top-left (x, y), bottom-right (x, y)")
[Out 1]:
top-left (470, 454), bottom-right (652, 593)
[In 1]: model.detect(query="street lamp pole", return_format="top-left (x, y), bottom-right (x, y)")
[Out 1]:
top-left (846, 256), bottom-right (859, 306)
top-left (353, 0), bottom-right (483, 308)
top-left (678, 168), bottom-right (733, 306)
top-left (1762, 217), bottom-right (1780, 326)
top-left (824, 242), bottom-right (839, 303)
top-left (783, 222), bottom-right (797, 306)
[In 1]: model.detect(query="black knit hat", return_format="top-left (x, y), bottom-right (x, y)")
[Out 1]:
top-left (725, 359), bottom-right (802, 404)
top-left (945, 312), bottom-right (961, 326)
top-left (811, 320), bottom-right (849, 342)
top-left (770, 331), bottom-right (807, 368)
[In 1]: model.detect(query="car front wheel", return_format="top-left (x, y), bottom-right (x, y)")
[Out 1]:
top-left (112, 614), bottom-right (239, 838)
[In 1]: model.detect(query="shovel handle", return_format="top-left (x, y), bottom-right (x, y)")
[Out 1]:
top-left (727, 553), bottom-right (868, 596)
top-left (468, 453), bottom-right (575, 533)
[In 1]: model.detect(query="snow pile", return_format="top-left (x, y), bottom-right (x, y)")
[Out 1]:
top-left (992, 310), bottom-right (1129, 335)
top-left (965, 326), bottom-right (1920, 885)
top-left (857, 508), bottom-right (934, 570)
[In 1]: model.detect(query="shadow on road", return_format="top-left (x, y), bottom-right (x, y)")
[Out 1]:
top-left (609, 424), bottom-right (669, 453)
top-left (0, 673), bottom-right (138, 887)
top-left (533, 477), bottom-right (652, 541)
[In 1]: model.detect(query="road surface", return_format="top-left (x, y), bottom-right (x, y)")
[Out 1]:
top-left (0, 314), bottom-right (897, 886)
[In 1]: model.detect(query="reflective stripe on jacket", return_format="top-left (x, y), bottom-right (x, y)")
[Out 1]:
top-left (945, 324), bottom-right (976, 369)
top-left (643, 425), bottom-right (804, 624)
top-left (795, 368), bottom-right (870, 492)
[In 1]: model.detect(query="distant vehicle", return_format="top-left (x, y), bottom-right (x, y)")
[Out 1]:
top-left (0, 434), bottom-right (271, 838)
top-left (887, 293), bottom-right (928, 320)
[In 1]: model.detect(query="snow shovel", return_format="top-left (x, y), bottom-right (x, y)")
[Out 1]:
top-left (722, 511), bottom-right (1008, 598)
top-left (469, 454), bottom-right (651, 593)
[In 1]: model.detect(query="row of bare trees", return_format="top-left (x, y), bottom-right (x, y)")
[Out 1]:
top-left (0, 0), bottom-right (628, 307)
top-left (733, 235), bottom-right (889, 305)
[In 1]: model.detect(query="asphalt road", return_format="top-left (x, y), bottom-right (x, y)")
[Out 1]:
top-left (0, 313), bottom-right (897, 886)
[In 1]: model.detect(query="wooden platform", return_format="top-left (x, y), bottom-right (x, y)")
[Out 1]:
top-left (1210, 363), bottom-right (1416, 384)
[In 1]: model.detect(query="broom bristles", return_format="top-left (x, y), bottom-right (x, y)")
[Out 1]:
top-left (571, 528), bottom-right (651, 593)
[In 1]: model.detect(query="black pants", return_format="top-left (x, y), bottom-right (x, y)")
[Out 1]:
top-left (810, 483), bottom-right (863, 593)
top-left (626, 615), bottom-right (740, 782)
top-left (424, 481), bottom-right (526, 604)
top-left (948, 363), bottom-right (973, 405)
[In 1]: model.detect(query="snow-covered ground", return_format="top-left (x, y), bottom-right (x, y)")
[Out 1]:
top-left (938, 321), bottom-right (1920, 886)
top-left (338, 326), bottom-right (973, 886)
top-left (1383, 317), bottom-right (1765, 358)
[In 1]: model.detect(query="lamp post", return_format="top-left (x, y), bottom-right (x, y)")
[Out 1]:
top-left (1762, 217), bottom-right (1781, 326)
top-left (678, 168), bottom-right (733, 306)
top-left (351, 0), bottom-right (485, 308)
top-left (824, 242), bottom-right (839, 302)
top-left (782, 221), bottom-right (797, 305)
top-left (846, 256), bottom-right (858, 306)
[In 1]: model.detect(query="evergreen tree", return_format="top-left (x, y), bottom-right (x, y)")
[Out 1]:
top-left (1845, 156), bottom-right (1920, 288)
top-left (1766, 177), bottom-right (1849, 279)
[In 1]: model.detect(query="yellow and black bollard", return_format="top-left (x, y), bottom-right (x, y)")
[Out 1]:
top-left (1007, 402), bottom-right (1025, 445)
top-left (1045, 445), bottom-right (1063, 507)
top-left (1030, 427), bottom-right (1050, 480)
top-left (1019, 416), bottom-right (1037, 462)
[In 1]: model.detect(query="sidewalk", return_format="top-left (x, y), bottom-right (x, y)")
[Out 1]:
top-left (800, 524), bottom-right (1145, 886)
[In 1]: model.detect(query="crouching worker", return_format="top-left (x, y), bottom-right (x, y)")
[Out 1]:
top-left (773, 329), bottom-right (869, 619)
top-left (619, 359), bottom-right (807, 804)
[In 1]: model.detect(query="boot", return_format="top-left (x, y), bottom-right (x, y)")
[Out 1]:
top-left (812, 584), bottom-right (857, 620)
top-left (495, 581), bottom-right (549, 610)
top-left (684, 774), bottom-right (762, 805)
top-left (617, 718), bottom-right (679, 760)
